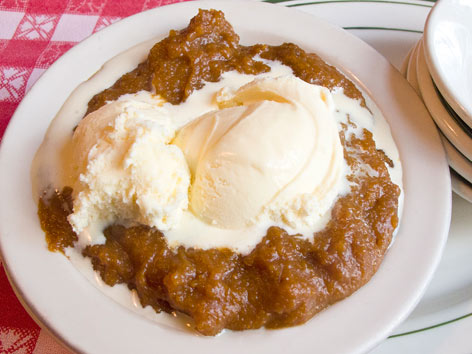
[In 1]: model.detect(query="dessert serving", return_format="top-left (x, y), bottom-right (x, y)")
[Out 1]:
top-left (31, 9), bottom-right (401, 336)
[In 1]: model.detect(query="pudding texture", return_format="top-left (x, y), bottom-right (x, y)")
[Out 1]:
top-left (37, 9), bottom-right (400, 336)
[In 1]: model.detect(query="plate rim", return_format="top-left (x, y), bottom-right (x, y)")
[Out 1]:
top-left (440, 134), bottom-right (472, 185)
top-left (415, 39), bottom-right (472, 162)
top-left (0, 1), bottom-right (451, 353)
top-left (424, 0), bottom-right (472, 129)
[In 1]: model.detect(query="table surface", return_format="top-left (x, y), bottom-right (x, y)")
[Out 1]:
top-left (1, 0), bottom-right (471, 353)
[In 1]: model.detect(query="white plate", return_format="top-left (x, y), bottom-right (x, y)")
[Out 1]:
top-left (424, 0), bottom-right (472, 129)
top-left (416, 39), bottom-right (472, 161)
top-left (0, 1), bottom-right (451, 354)
top-left (400, 19), bottom-right (472, 212)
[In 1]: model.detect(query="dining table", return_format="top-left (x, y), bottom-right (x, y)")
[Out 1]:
top-left (0, 0), bottom-right (471, 353)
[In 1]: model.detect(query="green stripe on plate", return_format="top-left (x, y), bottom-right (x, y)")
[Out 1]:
top-left (289, 1), bottom-right (433, 8)
top-left (389, 312), bottom-right (472, 338)
top-left (344, 26), bottom-right (423, 33)
top-left (264, 0), bottom-right (434, 7)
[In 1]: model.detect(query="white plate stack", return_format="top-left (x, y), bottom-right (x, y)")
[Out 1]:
top-left (401, 0), bottom-right (472, 203)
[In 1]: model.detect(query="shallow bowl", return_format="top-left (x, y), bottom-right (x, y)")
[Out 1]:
top-left (0, 1), bottom-right (451, 353)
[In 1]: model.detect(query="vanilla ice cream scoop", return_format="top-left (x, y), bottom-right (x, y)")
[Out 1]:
top-left (174, 76), bottom-right (344, 230)
top-left (68, 98), bottom-right (190, 234)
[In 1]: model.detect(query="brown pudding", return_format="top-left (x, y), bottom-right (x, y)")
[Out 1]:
top-left (38, 9), bottom-right (400, 336)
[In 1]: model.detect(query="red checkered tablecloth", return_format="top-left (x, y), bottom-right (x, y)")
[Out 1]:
top-left (0, 1), bottom-right (188, 353)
